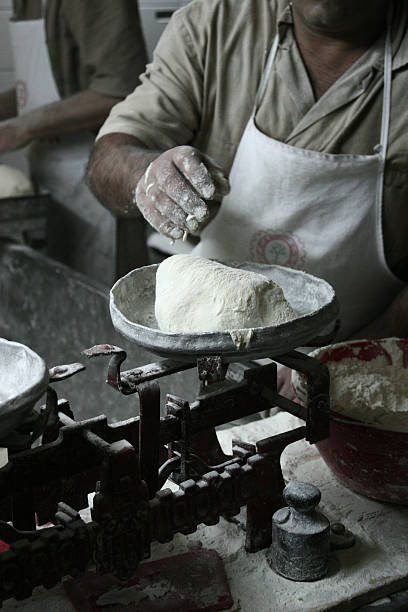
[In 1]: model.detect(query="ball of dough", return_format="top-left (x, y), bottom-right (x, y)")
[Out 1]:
top-left (0, 164), bottom-right (34, 199)
top-left (155, 254), bottom-right (296, 333)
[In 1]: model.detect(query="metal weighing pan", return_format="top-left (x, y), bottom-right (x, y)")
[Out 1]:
top-left (110, 262), bottom-right (339, 362)
top-left (0, 338), bottom-right (49, 439)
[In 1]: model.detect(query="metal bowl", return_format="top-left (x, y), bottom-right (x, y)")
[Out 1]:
top-left (110, 261), bottom-right (338, 362)
top-left (0, 338), bottom-right (49, 440)
top-left (293, 338), bottom-right (408, 505)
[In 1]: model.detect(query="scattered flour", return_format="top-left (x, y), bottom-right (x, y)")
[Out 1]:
top-left (155, 255), bottom-right (296, 348)
top-left (96, 579), bottom-right (176, 607)
top-left (0, 164), bottom-right (34, 198)
top-left (229, 328), bottom-right (254, 350)
top-left (4, 414), bottom-right (406, 611)
top-left (308, 339), bottom-right (408, 431)
top-left (143, 412), bottom-right (408, 612)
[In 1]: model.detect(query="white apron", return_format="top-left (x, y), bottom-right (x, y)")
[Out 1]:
top-left (193, 15), bottom-right (404, 340)
top-left (8, 3), bottom-right (117, 285)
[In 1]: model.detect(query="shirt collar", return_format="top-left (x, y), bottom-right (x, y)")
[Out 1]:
top-left (276, 0), bottom-right (292, 43)
top-left (389, 0), bottom-right (408, 71)
top-left (275, 0), bottom-right (408, 72)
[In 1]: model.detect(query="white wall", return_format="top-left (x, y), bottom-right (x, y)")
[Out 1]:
top-left (139, 0), bottom-right (191, 61)
top-left (0, 0), bottom-right (14, 91)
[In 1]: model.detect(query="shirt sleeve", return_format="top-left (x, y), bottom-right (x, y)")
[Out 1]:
top-left (62, 0), bottom-right (148, 98)
top-left (12, 0), bottom-right (42, 20)
top-left (97, 4), bottom-right (205, 150)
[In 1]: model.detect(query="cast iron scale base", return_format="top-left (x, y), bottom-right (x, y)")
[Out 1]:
top-left (0, 345), bottom-right (330, 604)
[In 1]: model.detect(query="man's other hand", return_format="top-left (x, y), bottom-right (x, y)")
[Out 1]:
top-left (135, 145), bottom-right (230, 240)
top-left (0, 118), bottom-right (31, 153)
top-left (277, 366), bottom-right (296, 400)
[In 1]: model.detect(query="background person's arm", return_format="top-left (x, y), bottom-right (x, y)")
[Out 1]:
top-left (0, 88), bottom-right (17, 121)
top-left (0, 89), bottom-right (120, 153)
top-left (0, 0), bottom-right (150, 151)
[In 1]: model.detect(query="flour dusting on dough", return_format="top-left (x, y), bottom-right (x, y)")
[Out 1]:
top-left (229, 328), bottom-right (254, 350)
top-left (155, 255), bottom-right (296, 342)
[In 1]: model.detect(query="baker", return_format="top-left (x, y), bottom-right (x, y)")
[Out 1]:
top-left (0, 0), bottom-right (148, 284)
top-left (87, 0), bottom-right (408, 340)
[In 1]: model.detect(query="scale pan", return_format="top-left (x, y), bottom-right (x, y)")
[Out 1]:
top-left (110, 262), bottom-right (339, 363)
top-left (0, 338), bottom-right (48, 439)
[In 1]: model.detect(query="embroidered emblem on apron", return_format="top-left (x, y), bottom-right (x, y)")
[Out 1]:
top-left (249, 230), bottom-right (306, 268)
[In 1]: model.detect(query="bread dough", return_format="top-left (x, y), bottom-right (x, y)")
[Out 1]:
top-left (155, 255), bottom-right (296, 338)
top-left (0, 164), bottom-right (34, 198)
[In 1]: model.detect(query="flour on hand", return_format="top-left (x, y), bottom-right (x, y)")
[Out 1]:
top-left (155, 255), bottom-right (296, 348)
top-left (0, 164), bottom-right (34, 198)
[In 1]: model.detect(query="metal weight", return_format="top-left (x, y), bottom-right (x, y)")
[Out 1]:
top-left (268, 481), bottom-right (330, 581)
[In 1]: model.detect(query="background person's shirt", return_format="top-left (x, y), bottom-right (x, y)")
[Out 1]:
top-left (12, 0), bottom-right (148, 99)
top-left (98, 0), bottom-right (408, 283)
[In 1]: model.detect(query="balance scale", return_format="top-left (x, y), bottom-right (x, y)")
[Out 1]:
top-left (1, 263), bottom-right (406, 610)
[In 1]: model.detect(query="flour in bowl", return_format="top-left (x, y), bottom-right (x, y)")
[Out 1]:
top-left (324, 339), bottom-right (408, 431)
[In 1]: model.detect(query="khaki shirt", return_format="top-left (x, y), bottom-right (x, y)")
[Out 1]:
top-left (12, 0), bottom-right (147, 99)
top-left (99, 0), bottom-right (408, 282)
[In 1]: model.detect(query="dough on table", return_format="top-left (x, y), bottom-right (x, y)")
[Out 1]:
top-left (155, 254), bottom-right (296, 338)
top-left (0, 164), bottom-right (34, 198)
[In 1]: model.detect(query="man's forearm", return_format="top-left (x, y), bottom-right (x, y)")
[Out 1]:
top-left (0, 88), bottom-right (17, 121)
top-left (350, 287), bottom-right (408, 339)
top-left (87, 133), bottom-right (162, 217)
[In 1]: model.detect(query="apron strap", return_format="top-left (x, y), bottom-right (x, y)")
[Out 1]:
top-left (254, 35), bottom-right (279, 112)
top-left (375, 2), bottom-right (394, 242)
top-left (378, 4), bottom-right (393, 159)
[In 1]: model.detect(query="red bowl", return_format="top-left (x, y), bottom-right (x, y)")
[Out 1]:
top-left (293, 338), bottom-right (408, 505)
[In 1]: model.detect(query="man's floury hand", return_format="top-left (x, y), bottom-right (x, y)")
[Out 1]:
top-left (135, 145), bottom-right (230, 239)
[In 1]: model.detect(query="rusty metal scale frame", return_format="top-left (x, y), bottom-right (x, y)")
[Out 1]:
top-left (0, 340), bottom-right (331, 604)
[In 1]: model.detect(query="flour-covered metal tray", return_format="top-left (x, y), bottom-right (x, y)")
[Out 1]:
top-left (110, 262), bottom-right (339, 362)
top-left (0, 193), bottom-right (51, 247)
top-left (0, 338), bottom-right (49, 438)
